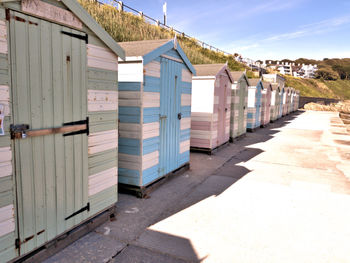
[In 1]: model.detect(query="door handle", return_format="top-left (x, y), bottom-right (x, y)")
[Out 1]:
top-left (178, 113), bottom-right (182, 120)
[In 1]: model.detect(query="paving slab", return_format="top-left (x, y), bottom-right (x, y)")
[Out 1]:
top-left (111, 245), bottom-right (189, 263)
top-left (44, 232), bottom-right (126, 263)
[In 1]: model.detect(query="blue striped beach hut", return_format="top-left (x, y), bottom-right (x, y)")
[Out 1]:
top-left (117, 38), bottom-right (195, 188)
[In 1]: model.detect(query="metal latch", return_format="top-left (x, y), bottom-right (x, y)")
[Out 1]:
top-left (178, 113), bottom-right (182, 120)
top-left (10, 124), bottom-right (29, 139)
top-left (160, 115), bottom-right (167, 120)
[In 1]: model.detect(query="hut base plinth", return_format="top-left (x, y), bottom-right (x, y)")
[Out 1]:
top-left (12, 205), bottom-right (116, 263)
top-left (230, 133), bottom-right (247, 142)
top-left (190, 141), bottom-right (230, 155)
top-left (247, 127), bottom-right (258, 133)
top-left (119, 163), bottom-right (190, 199)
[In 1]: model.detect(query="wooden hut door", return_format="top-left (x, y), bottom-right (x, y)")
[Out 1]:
top-left (9, 11), bottom-right (88, 255)
top-left (217, 75), bottom-right (228, 146)
top-left (159, 58), bottom-right (181, 176)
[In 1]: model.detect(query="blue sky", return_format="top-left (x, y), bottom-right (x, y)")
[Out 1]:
top-left (101, 0), bottom-right (350, 60)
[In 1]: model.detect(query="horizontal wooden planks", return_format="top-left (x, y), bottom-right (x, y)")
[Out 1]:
top-left (22, 0), bottom-right (83, 29)
top-left (88, 89), bottom-right (118, 112)
top-left (88, 167), bottom-right (117, 196)
top-left (0, 85), bottom-right (10, 116)
top-left (88, 130), bottom-right (118, 155)
top-left (0, 147), bottom-right (11, 179)
top-left (87, 44), bottom-right (118, 72)
top-left (0, 205), bottom-right (14, 238)
top-left (144, 61), bottom-right (160, 78)
top-left (0, 20), bottom-right (7, 54)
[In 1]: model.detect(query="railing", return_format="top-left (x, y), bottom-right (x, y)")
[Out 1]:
top-left (97, 0), bottom-right (233, 56)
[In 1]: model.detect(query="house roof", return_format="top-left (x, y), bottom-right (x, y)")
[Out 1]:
top-left (118, 38), bottom-right (195, 74)
top-left (194, 64), bottom-right (233, 82)
top-left (62, 0), bottom-right (125, 59)
top-left (118, 39), bottom-right (170, 57)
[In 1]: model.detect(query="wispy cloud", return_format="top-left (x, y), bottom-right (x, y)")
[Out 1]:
top-left (229, 14), bottom-right (350, 54)
top-left (264, 15), bottom-right (350, 42)
top-left (234, 0), bottom-right (305, 19)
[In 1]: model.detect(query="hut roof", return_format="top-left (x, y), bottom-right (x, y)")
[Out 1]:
top-left (231, 71), bottom-right (245, 81)
top-left (271, 83), bottom-right (280, 91)
top-left (193, 64), bottom-right (233, 82)
top-left (118, 38), bottom-right (196, 74)
top-left (194, 64), bottom-right (227, 76)
top-left (248, 78), bottom-right (261, 87)
top-left (118, 39), bottom-right (170, 57)
top-left (262, 81), bottom-right (272, 90)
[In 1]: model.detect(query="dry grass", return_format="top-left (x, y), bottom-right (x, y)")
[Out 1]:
top-left (79, 0), bottom-right (246, 71)
top-left (304, 101), bottom-right (350, 113)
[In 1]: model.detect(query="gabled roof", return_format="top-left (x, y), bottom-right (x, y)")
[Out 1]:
top-left (271, 83), bottom-right (280, 91)
top-left (118, 38), bottom-right (195, 74)
top-left (231, 71), bottom-right (245, 81)
top-left (248, 78), bottom-right (261, 87)
top-left (62, 0), bottom-right (125, 59)
top-left (118, 39), bottom-right (170, 57)
top-left (262, 81), bottom-right (272, 91)
top-left (194, 64), bottom-right (233, 83)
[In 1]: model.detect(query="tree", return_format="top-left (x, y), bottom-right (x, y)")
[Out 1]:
top-left (315, 68), bottom-right (338, 80)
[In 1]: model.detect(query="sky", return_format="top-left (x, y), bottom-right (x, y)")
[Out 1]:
top-left (101, 0), bottom-right (350, 61)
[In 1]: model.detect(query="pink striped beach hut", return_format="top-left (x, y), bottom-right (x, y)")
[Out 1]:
top-left (191, 64), bottom-right (234, 152)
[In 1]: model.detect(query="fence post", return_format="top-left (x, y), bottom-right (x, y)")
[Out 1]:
top-left (139, 11), bottom-right (143, 18)
top-left (117, 1), bottom-right (123, 11)
top-left (155, 20), bottom-right (160, 26)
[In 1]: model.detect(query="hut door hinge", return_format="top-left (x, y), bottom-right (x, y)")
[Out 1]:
top-left (65, 203), bottom-right (90, 221)
top-left (61, 31), bottom-right (88, 44)
top-left (15, 238), bottom-right (20, 249)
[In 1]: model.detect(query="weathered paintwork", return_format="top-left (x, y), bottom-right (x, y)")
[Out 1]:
top-left (0, 1), bottom-right (123, 261)
top-left (270, 84), bottom-right (281, 122)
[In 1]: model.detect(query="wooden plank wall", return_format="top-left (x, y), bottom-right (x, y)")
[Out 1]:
top-left (118, 61), bottom-right (143, 186)
top-left (0, 9), bottom-right (16, 262)
top-left (87, 43), bottom-right (119, 214)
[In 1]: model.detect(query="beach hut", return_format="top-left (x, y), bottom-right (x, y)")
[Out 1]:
top-left (278, 86), bottom-right (285, 119)
top-left (230, 71), bottom-right (249, 140)
top-left (270, 84), bottom-right (280, 122)
top-left (290, 88), bottom-right (295, 113)
top-left (246, 79), bottom-right (263, 131)
top-left (0, 1), bottom-right (125, 261)
top-left (190, 64), bottom-right (233, 152)
top-left (294, 90), bottom-right (300, 111)
top-left (282, 87), bottom-right (290, 116)
top-left (117, 38), bottom-right (195, 191)
top-left (260, 82), bottom-right (272, 127)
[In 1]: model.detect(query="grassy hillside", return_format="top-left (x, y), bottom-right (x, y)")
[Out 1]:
top-left (285, 76), bottom-right (350, 99)
top-left (79, 0), bottom-right (245, 71)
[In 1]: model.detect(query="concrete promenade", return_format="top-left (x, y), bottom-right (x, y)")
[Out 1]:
top-left (45, 110), bottom-right (350, 263)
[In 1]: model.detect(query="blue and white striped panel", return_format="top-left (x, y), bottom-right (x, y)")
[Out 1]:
top-left (142, 151), bottom-right (159, 171)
